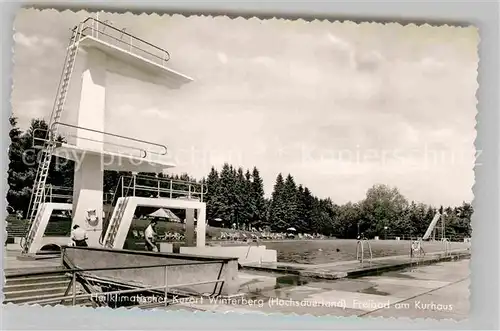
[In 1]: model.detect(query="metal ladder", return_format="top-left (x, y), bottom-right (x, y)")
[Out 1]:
top-left (356, 239), bottom-right (373, 266)
top-left (22, 25), bottom-right (83, 254)
top-left (23, 203), bottom-right (47, 252)
top-left (103, 197), bottom-right (130, 248)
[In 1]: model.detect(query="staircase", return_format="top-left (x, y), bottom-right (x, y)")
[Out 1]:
top-left (3, 269), bottom-right (91, 306)
top-left (6, 221), bottom-right (29, 238)
top-left (103, 197), bottom-right (130, 248)
top-left (22, 24), bottom-right (83, 254)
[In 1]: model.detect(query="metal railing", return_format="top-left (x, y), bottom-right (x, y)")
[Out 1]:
top-left (442, 238), bottom-right (451, 257)
top-left (356, 239), bottom-right (373, 266)
top-left (43, 185), bottom-right (73, 202)
top-left (410, 239), bottom-right (426, 259)
top-left (32, 122), bottom-right (168, 158)
top-left (41, 185), bottom-right (114, 204)
top-left (118, 174), bottom-right (207, 201)
top-left (5, 257), bottom-right (226, 307)
top-left (99, 174), bottom-right (207, 243)
top-left (72, 17), bottom-right (171, 68)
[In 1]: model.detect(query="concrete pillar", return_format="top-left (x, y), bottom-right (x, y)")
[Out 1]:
top-left (72, 154), bottom-right (104, 247)
top-left (220, 259), bottom-right (239, 296)
top-left (185, 209), bottom-right (195, 246)
top-left (75, 48), bottom-right (106, 151)
top-left (71, 48), bottom-right (107, 246)
top-left (196, 206), bottom-right (206, 247)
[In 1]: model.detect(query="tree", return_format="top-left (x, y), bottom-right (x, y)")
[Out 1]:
top-left (250, 167), bottom-right (266, 226)
top-left (205, 166), bottom-right (221, 220)
top-left (241, 169), bottom-right (256, 230)
top-left (7, 118), bottom-right (74, 217)
top-left (268, 173), bottom-right (287, 231)
top-left (456, 202), bottom-right (473, 238)
top-left (282, 174), bottom-right (299, 228)
top-left (311, 198), bottom-right (333, 235)
top-left (7, 117), bottom-right (27, 214)
top-left (302, 187), bottom-right (315, 231)
top-left (333, 202), bottom-right (362, 238)
top-left (234, 167), bottom-right (252, 229)
top-left (296, 185), bottom-right (308, 232)
top-left (217, 163), bottom-right (237, 227)
top-left (361, 184), bottom-right (409, 238)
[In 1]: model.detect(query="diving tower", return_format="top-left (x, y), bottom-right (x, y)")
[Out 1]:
top-left (21, 17), bottom-right (203, 255)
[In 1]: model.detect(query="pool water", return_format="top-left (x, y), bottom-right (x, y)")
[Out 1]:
top-left (263, 239), bottom-right (469, 264)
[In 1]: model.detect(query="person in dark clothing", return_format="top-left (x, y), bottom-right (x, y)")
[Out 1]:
top-left (71, 225), bottom-right (88, 247)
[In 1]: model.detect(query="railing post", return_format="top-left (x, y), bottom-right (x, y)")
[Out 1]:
top-left (169, 180), bottom-right (173, 199)
top-left (157, 175), bottom-right (160, 198)
top-left (50, 185), bottom-right (53, 203)
top-left (72, 272), bottom-right (77, 305)
top-left (361, 240), bottom-right (365, 264)
top-left (77, 21), bottom-right (83, 42)
top-left (121, 177), bottom-right (124, 197)
top-left (164, 266), bottom-right (168, 307)
top-left (95, 17), bottom-right (99, 39)
top-left (133, 174), bottom-right (136, 196)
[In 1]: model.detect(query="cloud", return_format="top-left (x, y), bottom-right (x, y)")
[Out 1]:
top-left (326, 33), bottom-right (352, 51)
top-left (217, 52), bottom-right (228, 64)
top-left (14, 32), bottom-right (62, 49)
top-left (11, 98), bottom-right (51, 127)
top-left (354, 50), bottom-right (385, 72)
top-left (252, 56), bottom-right (275, 67)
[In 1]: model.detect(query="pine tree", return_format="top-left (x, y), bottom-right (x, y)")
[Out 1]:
top-left (234, 167), bottom-right (250, 229)
top-left (243, 169), bottom-right (256, 230)
top-left (218, 163), bottom-right (236, 227)
top-left (302, 187), bottom-right (315, 231)
top-left (205, 166), bottom-right (222, 220)
top-left (251, 167), bottom-right (266, 227)
top-left (268, 173), bottom-right (288, 231)
top-left (296, 185), bottom-right (307, 232)
top-left (282, 174), bottom-right (299, 228)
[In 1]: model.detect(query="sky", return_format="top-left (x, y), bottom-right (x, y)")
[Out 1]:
top-left (11, 9), bottom-right (478, 206)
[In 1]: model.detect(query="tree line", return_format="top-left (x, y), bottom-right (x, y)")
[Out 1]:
top-left (7, 117), bottom-right (473, 240)
top-left (204, 165), bottom-right (472, 240)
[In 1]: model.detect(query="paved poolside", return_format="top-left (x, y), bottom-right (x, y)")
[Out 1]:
top-left (166, 259), bottom-right (470, 320)
top-left (3, 248), bottom-right (470, 319)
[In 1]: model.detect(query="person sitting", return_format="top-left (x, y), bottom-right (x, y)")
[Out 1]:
top-left (71, 225), bottom-right (88, 247)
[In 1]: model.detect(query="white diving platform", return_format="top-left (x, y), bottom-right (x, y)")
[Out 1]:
top-left (25, 203), bottom-right (73, 255)
top-left (102, 196), bottom-right (206, 250)
top-left (52, 142), bottom-right (176, 173)
top-left (78, 36), bottom-right (193, 88)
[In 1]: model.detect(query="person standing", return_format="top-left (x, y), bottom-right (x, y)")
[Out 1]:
top-left (144, 219), bottom-right (158, 252)
top-left (71, 225), bottom-right (88, 247)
